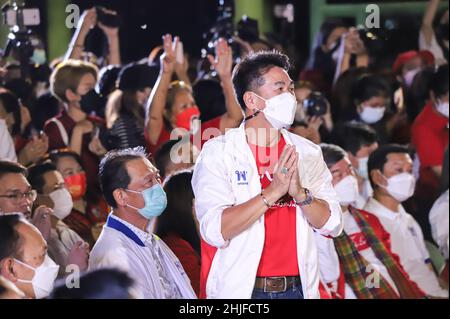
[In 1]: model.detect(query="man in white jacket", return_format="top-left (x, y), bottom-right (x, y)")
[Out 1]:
top-left (192, 51), bottom-right (343, 299)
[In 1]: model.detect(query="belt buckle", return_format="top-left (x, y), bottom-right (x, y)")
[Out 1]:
top-left (264, 277), bottom-right (288, 293)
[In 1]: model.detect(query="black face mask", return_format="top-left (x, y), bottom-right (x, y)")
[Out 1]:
top-left (79, 89), bottom-right (104, 116)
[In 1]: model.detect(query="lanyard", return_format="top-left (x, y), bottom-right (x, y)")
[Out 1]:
top-left (106, 215), bottom-right (146, 247)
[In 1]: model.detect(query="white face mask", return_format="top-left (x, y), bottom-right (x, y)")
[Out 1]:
top-left (403, 68), bottom-right (421, 88)
top-left (382, 172), bottom-right (416, 202)
top-left (359, 106), bottom-right (386, 124)
top-left (436, 100), bottom-right (449, 118)
top-left (15, 255), bottom-right (60, 299)
top-left (254, 92), bottom-right (297, 130)
top-left (357, 156), bottom-right (369, 180)
top-left (334, 175), bottom-right (359, 206)
top-left (49, 188), bottom-right (73, 220)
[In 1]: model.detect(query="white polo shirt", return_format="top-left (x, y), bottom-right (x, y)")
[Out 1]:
top-left (364, 198), bottom-right (448, 298)
top-left (429, 190), bottom-right (449, 261)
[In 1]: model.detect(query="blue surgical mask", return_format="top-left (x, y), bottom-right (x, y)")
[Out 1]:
top-left (125, 184), bottom-right (167, 219)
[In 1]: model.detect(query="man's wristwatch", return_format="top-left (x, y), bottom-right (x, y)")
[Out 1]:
top-left (294, 188), bottom-right (314, 207)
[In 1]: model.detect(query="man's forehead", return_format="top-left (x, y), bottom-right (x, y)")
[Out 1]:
top-left (126, 158), bottom-right (156, 176)
top-left (263, 67), bottom-right (292, 84)
top-left (386, 152), bottom-right (412, 163)
top-left (0, 174), bottom-right (30, 190)
top-left (331, 158), bottom-right (351, 172)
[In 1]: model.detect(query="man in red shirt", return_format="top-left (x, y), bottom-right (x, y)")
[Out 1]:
top-left (192, 51), bottom-right (342, 299)
top-left (411, 64), bottom-right (449, 239)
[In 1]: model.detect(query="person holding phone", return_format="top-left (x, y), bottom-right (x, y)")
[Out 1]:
top-left (65, 7), bottom-right (121, 66)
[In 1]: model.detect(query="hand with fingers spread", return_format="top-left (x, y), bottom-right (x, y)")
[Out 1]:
top-left (263, 145), bottom-right (298, 205)
top-left (208, 38), bottom-right (233, 81)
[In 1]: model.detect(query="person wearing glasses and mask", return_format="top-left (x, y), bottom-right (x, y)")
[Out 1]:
top-left (0, 214), bottom-right (59, 299)
top-left (192, 51), bottom-right (343, 299)
top-left (27, 162), bottom-right (90, 277)
top-left (0, 161), bottom-right (52, 242)
top-left (89, 147), bottom-right (196, 299)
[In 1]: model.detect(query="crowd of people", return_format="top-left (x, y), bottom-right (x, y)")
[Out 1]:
top-left (0, 0), bottom-right (448, 299)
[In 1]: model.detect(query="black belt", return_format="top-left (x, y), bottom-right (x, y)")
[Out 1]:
top-left (254, 276), bottom-right (301, 293)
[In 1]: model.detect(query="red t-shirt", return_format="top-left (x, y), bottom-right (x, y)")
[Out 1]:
top-left (411, 102), bottom-right (449, 197)
top-left (249, 137), bottom-right (299, 277)
top-left (162, 233), bottom-right (201, 297)
top-left (63, 198), bottom-right (109, 247)
top-left (147, 116), bottom-right (223, 156)
top-left (44, 111), bottom-right (105, 193)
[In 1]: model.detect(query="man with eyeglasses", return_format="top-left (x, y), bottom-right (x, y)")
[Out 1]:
top-left (0, 161), bottom-right (52, 241)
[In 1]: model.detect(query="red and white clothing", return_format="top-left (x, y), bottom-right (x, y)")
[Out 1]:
top-left (192, 124), bottom-right (343, 299)
top-left (249, 137), bottom-right (299, 278)
top-left (364, 198), bottom-right (448, 298)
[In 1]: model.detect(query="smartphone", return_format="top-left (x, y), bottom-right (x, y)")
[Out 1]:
top-left (176, 41), bottom-right (185, 65)
top-left (96, 7), bottom-right (121, 28)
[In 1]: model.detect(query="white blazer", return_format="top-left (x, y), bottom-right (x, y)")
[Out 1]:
top-left (192, 125), bottom-right (343, 299)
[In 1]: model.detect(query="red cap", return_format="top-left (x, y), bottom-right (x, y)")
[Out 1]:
top-left (393, 50), bottom-right (435, 74)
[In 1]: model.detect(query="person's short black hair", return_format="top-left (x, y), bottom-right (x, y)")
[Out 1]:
top-left (193, 78), bottom-right (226, 122)
top-left (156, 170), bottom-right (200, 254)
top-left (0, 214), bottom-right (23, 261)
top-left (320, 143), bottom-right (347, 169)
top-left (367, 144), bottom-right (411, 189)
top-left (332, 122), bottom-right (378, 156)
top-left (48, 149), bottom-right (84, 170)
top-left (50, 269), bottom-right (134, 299)
top-left (0, 161), bottom-right (27, 181)
top-left (429, 64), bottom-right (449, 99)
top-left (99, 147), bottom-right (148, 208)
top-left (232, 50), bottom-right (291, 110)
top-left (351, 74), bottom-right (390, 105)
top-left (27, 162), bottom-right (58, 195)
top-left (154, 139), bottom-right (180, 178)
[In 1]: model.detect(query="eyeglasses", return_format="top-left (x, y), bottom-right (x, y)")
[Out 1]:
top-left (0, 190), bottom-right (37, 204)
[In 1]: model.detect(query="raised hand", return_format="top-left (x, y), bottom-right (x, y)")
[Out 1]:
top-left (160, 34), bottom-right (178, 75)
top-left (208, 38), bottom-right (233, 80)
top-left (78, 8), bottom-right (97, 35)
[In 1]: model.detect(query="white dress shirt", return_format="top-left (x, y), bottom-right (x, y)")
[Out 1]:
top-left (429, 190), bottom-right (449, 261)
top-left (89, 213), bottom-right (197, 299)
top-left (364, 198), bottom-right (448, 298)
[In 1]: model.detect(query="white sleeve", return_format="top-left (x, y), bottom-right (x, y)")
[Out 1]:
top-left (192, 140), bottom-right (235, 249)
top-left (307, 148), bottom-right (343, 237)
top-left (314, 232), bottom-right (340, 284)
top-left (0, 119), bottom-right (17, 162)
top-left (429, 192), bottom-right (450, 260)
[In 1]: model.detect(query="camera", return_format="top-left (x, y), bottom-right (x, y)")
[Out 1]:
top-left (303, 92), bottom-right (329, 117)
top-left (95, 6), bottom-right (121, 28)
top-left (201, 0), bottom-right (236, 59)
top-left (357, 26), bottom-right (388, 54)
top-left (1, 1), bottom-right (41, 79)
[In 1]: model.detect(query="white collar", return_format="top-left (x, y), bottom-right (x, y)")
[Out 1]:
top-left (366, 198), bottom-right (406, 221)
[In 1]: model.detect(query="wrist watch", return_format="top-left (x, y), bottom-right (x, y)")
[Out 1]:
top-left (294, 188), bottom-right (314, 207)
